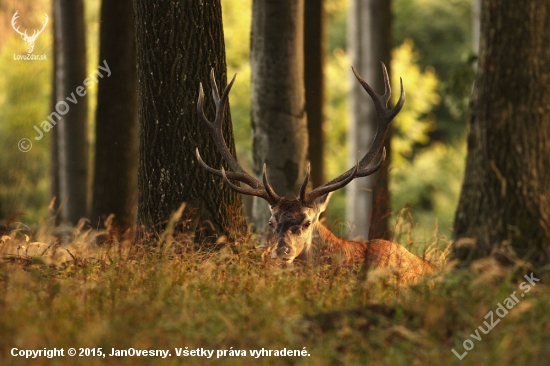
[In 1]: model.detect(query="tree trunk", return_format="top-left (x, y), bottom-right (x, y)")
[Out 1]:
top-left (250, 0), bottom-right (309, 230)
top-left (472, 0), bottom-right (481, 71)
top-left (55, 0), bottom-right (89, 225)
top-left (91, 0), bottom-right (138, 230)
top-left (453, 0), bottom-right (550, 266)
top-left (347, 0), bottom-right (392, 240)
top-left (304, 0), bottom-right (326, 189)
top-left (50, 0), bottom-right (60, 225)
top-left (134, 0), bottom-right (247, 242)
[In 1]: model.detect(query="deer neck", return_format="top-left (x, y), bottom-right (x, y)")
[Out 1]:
top-left (312, 223), bottom-right (366, 262)
top-left (312, 223), bottom-right (343, 246)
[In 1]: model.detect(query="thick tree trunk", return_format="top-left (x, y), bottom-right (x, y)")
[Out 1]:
top-left (134, 0), bottom-right (247, 242)
top-left (91, 0), bottom-right (138, 230)
top-left (347, 0), bottom-right (392, 240)
top-left (453, 0), bottom-right (550, 266)
top-left (250, 0), bottom-right (308, 230)
top-left (304, 0), bottom-right (326, 189)
top-left (55, 0), bottom-right (89, 225)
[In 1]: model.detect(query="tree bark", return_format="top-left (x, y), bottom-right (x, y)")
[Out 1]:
top-left (55, 0), bottom-right (89, 225)
top-left (453, 0), bottom-right (550, 266)
top-left (251, 0), bottom-right (309, 230)
top-left (134, 0), bottom-right (247, 242)
top-left (347, 0), bottom-right (392, 240)
top-left (91, 0), bottom-right (138, 230)
top-left (304, 0), bottom-right (326, 189)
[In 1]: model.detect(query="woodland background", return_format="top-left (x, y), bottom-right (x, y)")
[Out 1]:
top-left (0, 0), bottom-right (472, 244)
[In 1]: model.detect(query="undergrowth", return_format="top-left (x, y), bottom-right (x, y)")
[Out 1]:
top-left (0, 224), bottom-right (549, 366)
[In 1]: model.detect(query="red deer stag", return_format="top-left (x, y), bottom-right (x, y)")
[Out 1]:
top-left (196, 65), bottom-right (434, 282)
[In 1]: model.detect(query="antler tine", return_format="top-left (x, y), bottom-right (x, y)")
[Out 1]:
top-left (196, 71), bottom-right (281, 205)
top-left (195, 148), bottom-right (264, 188)
top-left (303, 63), bottom-right (404, 203)
top-left (305, 160), bottom-right (360, 203)
top-left (39, 13), bottom-right (49, 33)
top-left (354, 146), bottom-right (386, 178)
top-left (351, 63), bottom-right (404, 169)
top-left (209, 68), bottom-right (221, 107)
top-left (220, 167), bottom-right (273, 200)
top-left (11, 11), bottom-right (19, 25)
top-left (197, 71), bottom-right (245, 175)
top-left (11, 11), bottom-right (26, 36)
top-left (262, 164), bottom-right (281, 203)
top-left (299, 163), bottom-right (310, 202)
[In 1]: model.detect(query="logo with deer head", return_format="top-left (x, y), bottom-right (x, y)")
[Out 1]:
top-left (11, 11), bottom-right (49, 54)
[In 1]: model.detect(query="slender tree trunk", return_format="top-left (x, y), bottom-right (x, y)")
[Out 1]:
top-left (472, 0), bottom-right (482, 72)
top-left (50, 1), bottom-right (60, 225)
top-left (91, 0), bottom-right (138, 230)
top-left (134, 0), bottom-right (247, 242)
top-left (347, 0), bottom-right (392, 240)
top-left (250, 0), bottom-right (308, 230)
top-left (55, 0), bottom-right (89, 225)
top-left (472, 0), bottom-right (482, 57)
top-left (304, 0), bottom-right (326, 189)
top-left (453, 0), bottom-right (550, 266)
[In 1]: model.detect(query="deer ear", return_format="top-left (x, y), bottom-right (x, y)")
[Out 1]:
top-left (313, 192), bottom-right (333, 214)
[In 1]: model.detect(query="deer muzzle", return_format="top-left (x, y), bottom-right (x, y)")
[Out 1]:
top-left (271, 240), bottom-right (296, 262)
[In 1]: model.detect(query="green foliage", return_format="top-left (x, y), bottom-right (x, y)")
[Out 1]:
top-left (387, 0), bottom-right (471, 242)
top-left (391, 142), bottom-right (466, 243)
top-left (0, 0), bottom-right (472, 242)
top-left (393, 0), bottom-right (473, 145)
top-left (443, 55), bottom-right (477, 121)
top-left (0, 0), bottom-right (102, 224)
top-left (222, 1), bottom-right (253, 174)
top-left (393, 0), bottom-right (472, 81)
top-left (387, 40), bottom-right (467, 243)
top-left (326, 0), bottom-right (348, 52)
top-left (391, 39), bottom-right (440, 165)
top-left (0, 34), bottom-right (51, 222)
top-left (323, 48), bottom-right (350, 227)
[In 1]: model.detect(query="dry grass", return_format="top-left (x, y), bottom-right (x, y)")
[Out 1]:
top-left (1, 222), bottom-right (549, 366)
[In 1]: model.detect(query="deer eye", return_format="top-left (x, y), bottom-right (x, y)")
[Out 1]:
top-left (303, 221), bottom-right (311, 229)
top-left (268, 221), bottom-right (274, 227)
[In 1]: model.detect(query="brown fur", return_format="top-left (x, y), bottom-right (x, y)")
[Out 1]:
top-left (267, 197), bottom-right (434, 284)
top-left (312, 224), bottom-right (435, 284)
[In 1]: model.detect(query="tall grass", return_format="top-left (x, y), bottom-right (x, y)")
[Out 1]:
top-left (1, 225), bottom-right (549, 366)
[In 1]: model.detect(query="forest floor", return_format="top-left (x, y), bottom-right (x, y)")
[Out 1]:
top-left (0, 222), bottom-right (549, 366)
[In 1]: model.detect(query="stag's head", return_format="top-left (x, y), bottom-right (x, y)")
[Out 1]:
top-left (11, 11), bottom-right (49, 54)
top-left (266, 193), bottom-right (332, 263)
top-left (196, 65), bottom-right (404, 264)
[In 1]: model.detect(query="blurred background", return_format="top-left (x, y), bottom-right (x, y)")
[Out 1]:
top-left (0, 0), bottom-right (475, 245)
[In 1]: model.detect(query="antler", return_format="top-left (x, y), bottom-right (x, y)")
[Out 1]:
top-left (196, 69), bottom-right (281, 205)
top-left (11, 11), bottom-right (27, 37)
top-left (11, 12), bottom-right (48, 39)
top-left (301, 62), bottom-right (405, 204)
top-left (32, 13), bottom-right (49, 39)
top-left (197, 64), bottom-right (403, 207)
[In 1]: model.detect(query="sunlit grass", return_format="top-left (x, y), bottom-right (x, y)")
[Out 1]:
top-left (1, 222), bottom-right (549, 366)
